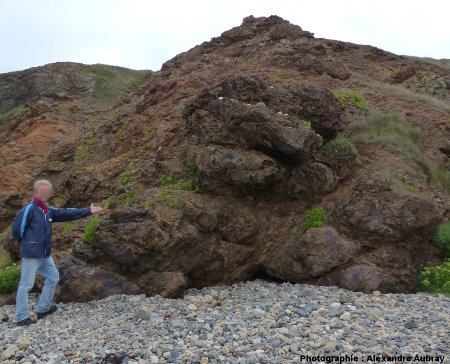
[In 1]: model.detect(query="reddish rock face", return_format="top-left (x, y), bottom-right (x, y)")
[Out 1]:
top-left (1, 15), bottom-right (448, 302)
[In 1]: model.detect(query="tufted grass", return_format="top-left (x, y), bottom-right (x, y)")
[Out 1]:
top-left (350, 112), bottom-right (450, 191)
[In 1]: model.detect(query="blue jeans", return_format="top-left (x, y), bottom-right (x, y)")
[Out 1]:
top-left (14, 256), bottom-right (60, 322)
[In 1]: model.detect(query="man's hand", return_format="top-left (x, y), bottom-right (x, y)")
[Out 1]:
top-left (90, 203), bottom-right (104, 214)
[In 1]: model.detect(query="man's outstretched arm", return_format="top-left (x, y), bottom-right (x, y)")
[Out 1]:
top-left (50, 203), bottom-right (103, 222)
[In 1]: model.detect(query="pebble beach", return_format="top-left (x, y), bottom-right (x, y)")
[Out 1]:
top-left (0, 280), bottom-right (449, 363)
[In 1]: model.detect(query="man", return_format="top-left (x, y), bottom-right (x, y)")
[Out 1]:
top-left (11, 179), bottom-right (103, 326)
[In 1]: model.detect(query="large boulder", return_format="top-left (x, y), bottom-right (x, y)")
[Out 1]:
top-left (333, 179), bottom-right (444, 244)
top-left (196, 145), bottom-right (279, 190)
top-left (2, 231), bottom-right (19, 260)
top-left (209, 97), bottom-right (322, 162)
top-left (285, 162), bottom-right (335, 196)
top-left (264, 227), bottom-right (360, 281)
top-left (183, 90), bottom-right (329, 198)
top-left (57, 257), bottom-right (141, 302)
top-left (136, 271), bottom-right (187, 298)
top-left (315, 244), bottom-right (442, 293)
top-left (218, 75), bottom-right (345, 139)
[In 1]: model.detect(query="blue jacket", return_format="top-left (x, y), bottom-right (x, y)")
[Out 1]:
top-left (12, 201), bottom-right (91, 259)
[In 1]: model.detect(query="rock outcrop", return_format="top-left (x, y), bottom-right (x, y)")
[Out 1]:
top-left (1, 15), bottom-right (449, 302)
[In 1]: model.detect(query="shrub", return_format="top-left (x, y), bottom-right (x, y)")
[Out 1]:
top-left (119, 171), bottom-right (134, 186)
top-left (320, 137), bottom-right (358, 173)
top-left (301, 207), bottom-right (326, 232)
top-left (84, 218), bottom-right (102, 246)
top-left (0, 263), bottom-right (21, 293)
top-left (333, 90), bottom-right (370, 111)
top-left (434, 222), bottom-right (450, 258)
top-left (418, 259), bottom-right (450, 295)
top-left (0, 105), bottom-right (27, 124)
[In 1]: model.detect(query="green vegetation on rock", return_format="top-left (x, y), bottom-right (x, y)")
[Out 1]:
top-left (0, 104), bottom-right (27, 124)
top-left (140, 143), bottom-right (152, 151)
top-left (84, 217), bottom-right (102, 246)
top-left (74, 144), bottom-right (88, 162)
top-left (155, 191), bottom-right (180, 209)
top-left (301, 207), bottom-right (326, 232)
top-left (62, 221), bottom-right (79, 234)
top-left (417, 75), bottom-right (447, 96)
top-left (418, 259), bottom-right (450, 295)
top-left (157, 162), bottom-right (201, 193)
top-left (158, 175), bottom-right (199, 192)
top-left (433, 222), bottom-right (450, 258)
top-left (104, 196), bottom-right (114, 209)
top-left (116, 126), bottom-right (126, 139)
top-left (118, 190), bottom-right (136, 206)
top-left (0, 263), bottom-right (21, 294)
top-left (320, 137), bottom-right (358, 172)
top-left (119, 171), bottom-right (135, 186)
top-left (299, 119), bottom-right (312, 129)
top-left (158, 175), bottom-right (176, 186)
top-left (333, 90), bottom-right (370, 111)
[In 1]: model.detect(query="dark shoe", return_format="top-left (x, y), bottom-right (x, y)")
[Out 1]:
top-left (37, 305), bottom-right (58, 319)
top-left (16, 317), bottom-right (37, 326)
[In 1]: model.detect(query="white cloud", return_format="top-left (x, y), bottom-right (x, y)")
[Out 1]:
top-left (0, 0), bottom-right (449, 73)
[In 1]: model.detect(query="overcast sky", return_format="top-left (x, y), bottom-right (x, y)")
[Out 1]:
top-left (1, 0), bottom-right (449, 73)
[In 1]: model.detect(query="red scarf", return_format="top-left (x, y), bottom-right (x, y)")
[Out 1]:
top-left (33, 197), bottom-right (49, 214)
